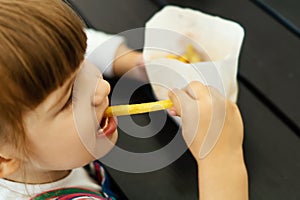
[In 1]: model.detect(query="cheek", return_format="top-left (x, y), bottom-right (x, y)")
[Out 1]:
top-left (26, 116), bottom-right (94, 170)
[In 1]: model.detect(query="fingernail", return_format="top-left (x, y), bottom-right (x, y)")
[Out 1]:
top-left (168, 109), bottom-right (176, 116)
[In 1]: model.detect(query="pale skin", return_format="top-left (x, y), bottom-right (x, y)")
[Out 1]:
top-left (0, 45), bottom-right (143, 184)
top-left (0, 47), bottom-right (247, 199)
top-left (168, 81), bottom-right (248, 200)
top-left (0, 62), bottom-right (116, 184)
top-left (112, 44), bottom-right (144, 77)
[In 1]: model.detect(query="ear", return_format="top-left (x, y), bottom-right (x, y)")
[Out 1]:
top-left (0, 155), bottom-right (20, 178)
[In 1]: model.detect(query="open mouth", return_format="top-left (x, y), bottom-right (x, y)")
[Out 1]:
top-left (98, 117), bottom-right (109, 132)
top-left (97, 117), bottom-right (117, 137)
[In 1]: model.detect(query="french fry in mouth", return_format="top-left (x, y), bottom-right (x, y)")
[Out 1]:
top-left (104, 99), bottom-right (173, 117)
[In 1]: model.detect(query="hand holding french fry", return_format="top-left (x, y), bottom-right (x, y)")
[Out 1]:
top-left (168, 81), bottom-right (248, 200)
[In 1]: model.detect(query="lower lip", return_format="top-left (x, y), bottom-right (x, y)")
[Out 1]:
top-left (101, 117), bottom-right (118, 137)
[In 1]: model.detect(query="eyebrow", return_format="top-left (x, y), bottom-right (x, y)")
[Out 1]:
top-left (48, 76), bottom-right (76, 113)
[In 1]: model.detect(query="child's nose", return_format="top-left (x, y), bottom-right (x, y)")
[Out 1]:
top-left (93, 79), bottom-right (111, 106)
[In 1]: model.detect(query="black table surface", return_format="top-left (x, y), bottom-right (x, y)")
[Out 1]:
top-left (249, 0), bottom-right (300, 50)
top-left (68, 0), bottom-right (300, 199)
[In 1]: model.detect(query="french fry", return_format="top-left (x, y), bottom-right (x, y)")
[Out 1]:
top-left (166, 44), bottom-right (201, 63)
top-left (185, 44), bottom-right (201, 63)
top-left (104, 99), bottom-right (173, 117)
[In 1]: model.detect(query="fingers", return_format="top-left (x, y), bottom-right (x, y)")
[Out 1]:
top-left (168, 81), bottom-right (226, 118)
top-left (182, 81), bottom-right (210, 100)
top-left (169, 81), bottom-right (209, 108)
top-left (168, 88), bottom-right (192, 117)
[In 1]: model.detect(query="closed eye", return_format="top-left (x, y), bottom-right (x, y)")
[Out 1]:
top-left (61, 85), bottom-right (74, 111)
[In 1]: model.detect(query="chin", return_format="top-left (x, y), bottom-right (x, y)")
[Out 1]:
top-left (108, 129), bottom-right (118, 146)
top-left (93, 129), bottom-right (119, 160)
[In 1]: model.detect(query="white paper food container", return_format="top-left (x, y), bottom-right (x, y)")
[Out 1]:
top-left (143, 6), bottom-right (245, 103)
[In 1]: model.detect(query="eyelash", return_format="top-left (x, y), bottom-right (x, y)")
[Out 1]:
top-left (61, 86), bottom-right (74, 111)
top-left (63, 94), bottom-right (72, 110)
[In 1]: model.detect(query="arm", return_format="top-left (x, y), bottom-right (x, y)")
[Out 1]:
top-left (196, 102), bottom-right (248, 200)
top-left (168, 81), bottom-right (248, 200)
top-left (84, 29), bottom-right (144, 78)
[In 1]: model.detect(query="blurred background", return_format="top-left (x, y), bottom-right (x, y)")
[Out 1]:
top-left (67, 0), bottom-right (300, 199)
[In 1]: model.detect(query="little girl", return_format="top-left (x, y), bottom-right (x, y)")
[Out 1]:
top-left (0, 0), bottom-right (248, 199)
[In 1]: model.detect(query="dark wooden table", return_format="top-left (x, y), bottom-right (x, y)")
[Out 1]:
top-left (68, 0), bottom-right (300, 199)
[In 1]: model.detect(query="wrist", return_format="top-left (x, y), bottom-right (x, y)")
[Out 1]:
top-left (196, 148), bottom-right (248, 200)
top-left (196, 145), bottom-right (246, 169)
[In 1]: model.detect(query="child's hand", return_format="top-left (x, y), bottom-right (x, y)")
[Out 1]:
top-left (168, 81), bottom-right (244, 161)
top-left (113, 44), bottom-right (147, 81)
top-left (169, 81), bottom-right (248, 199)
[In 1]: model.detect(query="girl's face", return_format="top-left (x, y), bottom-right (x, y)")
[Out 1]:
top-left (24, 60), bottom-right (118, 170)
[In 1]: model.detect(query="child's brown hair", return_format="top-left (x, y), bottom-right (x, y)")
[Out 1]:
top-left (0, 0), bottom-right (87, 157)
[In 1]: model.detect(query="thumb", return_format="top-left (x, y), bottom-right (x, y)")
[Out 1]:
top-left (168, 88), bottom-right (201, 152)
top-left (168, 88), bottom-right (194, 117)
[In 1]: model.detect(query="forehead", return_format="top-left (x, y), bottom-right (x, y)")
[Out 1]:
top-left (31, 69), bottom-right (78, 118)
